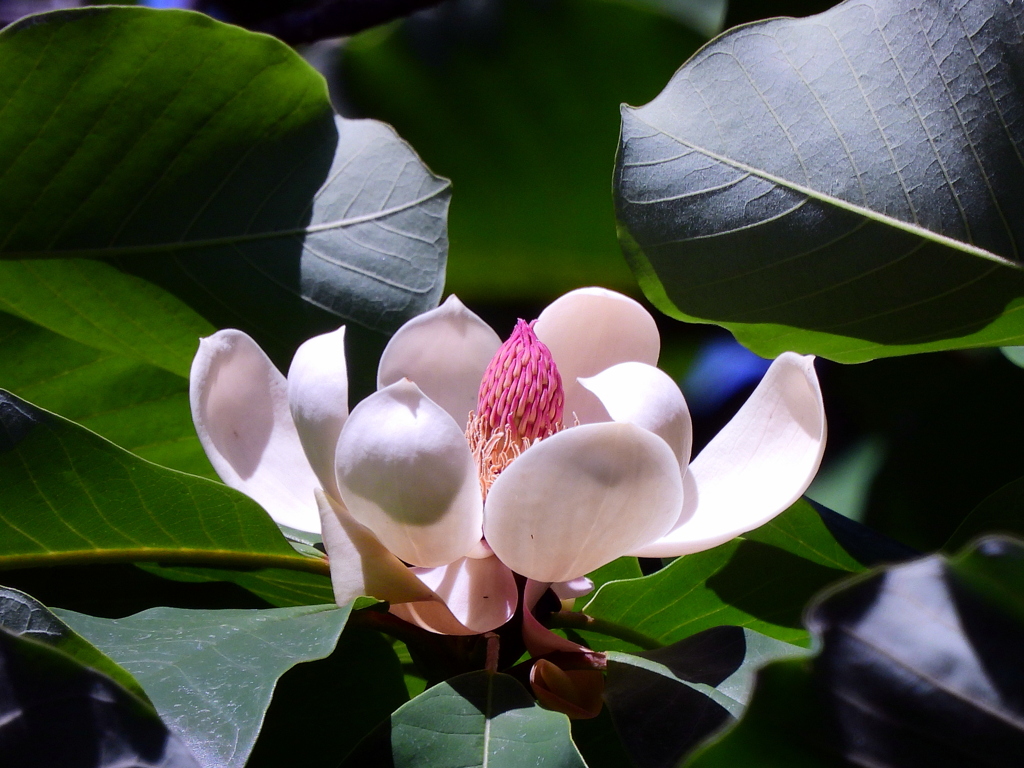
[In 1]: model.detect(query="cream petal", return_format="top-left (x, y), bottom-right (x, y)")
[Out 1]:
top-left (579, 362), bottom-right (692, 469)
top-left (551, 577), bottom-right (594, 601)
top-left (484, 422), bottom-right (683, 583)
top-left (401, 556), bottom-right (517, 634)
top-left (335, 380), bottom-right (484, 567)
top-left (287, 326), bottom-right (348, 499)
top-left (189, 329), bottom-right (321, 532)
top-left (533, 288), bottom-right (660, 424)
top-left (631, 352), bottom-right (826, 558)
top-left (377, 295), bottom-right (502, 425)
top-left (316, 490), bottom-right (435, 607)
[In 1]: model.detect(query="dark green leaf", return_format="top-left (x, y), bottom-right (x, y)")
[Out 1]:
top-left (615, 0), bottom-right (1024, 362)
top-left (341, 0), bottom-right (701, 302)
top-left (946, 475), bottom-right (1024, 552)
top-left (0, 7), bottom-right (448, 360)
top-left (0, 390), bottom-right (326, 576)
top-left (248, 624), bottom-right (408, 767)
top-left (0, 309), bottom-right (214, 478)
top-left (687, 536), bottom-right (1024, 767)
top-left (0, 585), bottom-right (147, 702)
top-left (0, 625), bottom-right (200, 768)
top-left (347, 671), bottom-right (586, 768)
top-left (56, 603), bottom-right (351, 768)
top-left (604, 627), bottom-right (809, 768)
top-left (580, 502), bottom-right (864, 649)
top-left (138, 564), bottom-right (335, 608)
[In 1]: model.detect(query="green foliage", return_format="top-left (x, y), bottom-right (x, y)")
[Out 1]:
top-left (342, 0), bottom-right (703, 301)
top-left (0, 7), bottom-right (449, 363)
top-left (0, 391), bottom-right (324, 576)
top-left (580, 501), bottom-right (866, 650)
top-left (57, 603), bottom-right (352, 768)
top-left (615, 0), bottom-right (1024, 362)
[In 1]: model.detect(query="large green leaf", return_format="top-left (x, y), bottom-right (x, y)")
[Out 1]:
top-left (0, 585), bottom-right (147, 702)
top-left (615, 0), bottom-right (1024, 362)
top-left (0, 624), bottom-right (201, 768)
top-left (341, 0), bottom-right (701, 301)
top-left (686, 537), bottom-right (1024, 767)
top-left (0, 309), bottom-right (213, 477)
top-left (0, 7), bottom-right (448, 361)
top-left (603, 627), bottom-right (809, 768)
top-left (57, 603), bottom-right (351, 768)
top-left (345, 671), bottom-right (586, 767)
top-left (579, 501), bottom-right (867, 649)
top-left (0, 390), bottom-right (326, 576)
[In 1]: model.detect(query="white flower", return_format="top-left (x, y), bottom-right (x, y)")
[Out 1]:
top-left (190, 288), bottom-right (826, 635)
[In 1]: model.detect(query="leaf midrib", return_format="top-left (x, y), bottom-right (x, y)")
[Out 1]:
top-left (625, 109), bottom-right (1022, 271)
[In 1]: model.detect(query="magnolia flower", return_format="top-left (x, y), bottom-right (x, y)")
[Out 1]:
top-left (190, 288), bottom-right (825, 635)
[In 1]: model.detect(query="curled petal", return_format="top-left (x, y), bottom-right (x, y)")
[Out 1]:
top-left (335, 380), bottom-right (484, 567)
top-left (579, 361), bottom-right (692, 469)
top-left (377, 295), bottom-right (502, 424)
top-left (190, 330), bottom-right (321, 532)
top-left (391, 556), bottom-right (517, 635)
top-left (533, 288), bottom-right (660, 424)
top-left (484, 422), bottom-right (682, 582)
top-left (632, 352), bottom-right (826, 558)
top-left (287, 326), bottom-right (348, 499)
top-left (317, 490), bottom-right (435, 607)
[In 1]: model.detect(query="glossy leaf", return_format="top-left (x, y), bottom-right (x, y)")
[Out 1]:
top-left (347, 671), bottom-right (587, 768)
top-left (615, 0), bottom-right (1024, 362)
top-left (0, 309), bottom-right (213, 478)
top-left (0, 585), bottom-right (147, 702)
top-left (945, 474), bottom-right (1024, 552)
top-left (341, 0), bottom-right (701, 301)
top-left (0, 390), bottom-right (326, 576)
top-left (580, 501), bottom-right (866, 649)
top-left (687, 536), bottom-right (1024, 767)
top-left (604, 627), bottom-right (809, 768)
top-left (0, 7), bottom-right (448, 361)
top-left (56, 603), bottom-right (351, 768)
top-left (0, 625), bottom-right (200, 768)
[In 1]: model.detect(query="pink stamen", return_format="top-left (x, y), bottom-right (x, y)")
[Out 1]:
top-left (477, 319), bottom-right (564, 441)
top-left (466, 319), bottom-right (566, 495)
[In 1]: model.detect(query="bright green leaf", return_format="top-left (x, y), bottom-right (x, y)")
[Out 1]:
top-left (0, 309), bottom-right (213, 478)
top-left (57, 603), bottom-right (351, 768)
top-left (615, 0), bottom-right (1024, 362)
top-left (0, 390), bottom-right (327, 576)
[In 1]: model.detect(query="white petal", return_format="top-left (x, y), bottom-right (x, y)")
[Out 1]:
top-left (533, 288), bottom-right (660, 424)
top-left (335, 380), bottom-right (484, 567)
top-left (377, 295), bottom-right (502, 425)
top-left (484, 422), bottom-right (683, 582)
top-left (579, 362), bottom-right (692, 469)
top-left (551, 577), bottom-right (594, 601)
top-left (190, 329), bottom-right (321, 532)
top-left (287, 326), bottom-right (348, 499)
top-left (316, 490), bottom-right (435, 607)
top-left (631, 352), bottom-right (826, 557)
top-left (394, 556), bottom-right (517, 634)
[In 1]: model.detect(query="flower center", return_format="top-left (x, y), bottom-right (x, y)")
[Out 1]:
top-left (466, 319), bottom-right (565, 495)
